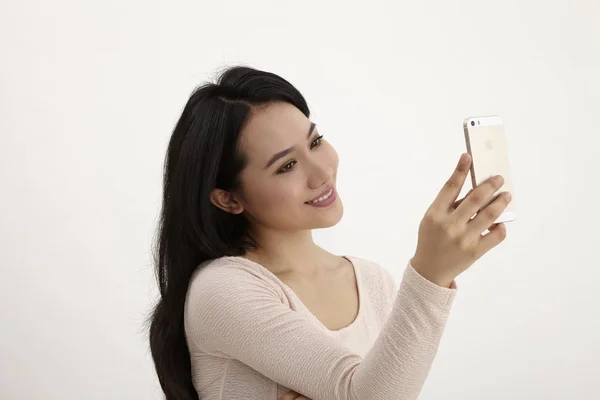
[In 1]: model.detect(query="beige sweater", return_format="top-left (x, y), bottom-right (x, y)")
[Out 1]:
top-left (184, 255), bottom-right (457, 400)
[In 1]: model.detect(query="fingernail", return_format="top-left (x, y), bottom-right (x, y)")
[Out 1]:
top-left (460, 153), bottom-right (470, 164)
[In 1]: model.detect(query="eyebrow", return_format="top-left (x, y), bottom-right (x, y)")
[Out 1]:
top-left (265, 122), bottom-right (317, 169)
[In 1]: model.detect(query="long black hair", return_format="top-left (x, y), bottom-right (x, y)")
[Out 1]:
top-left (147, 66), bottom-right (311, 399)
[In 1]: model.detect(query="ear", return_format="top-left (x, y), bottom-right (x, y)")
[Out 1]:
top-left (210, 188), bottom-right (244, 215)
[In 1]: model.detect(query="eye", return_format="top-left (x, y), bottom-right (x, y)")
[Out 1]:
top-left (278, 161), bottom-right (297, 174)
top-left (310, 135), bottom-right (324, 149)
top-left (277, 135), bottom-right (324, 174)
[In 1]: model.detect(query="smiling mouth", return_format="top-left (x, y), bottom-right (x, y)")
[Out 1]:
top-left (305, 187), bottom-right (335, 204)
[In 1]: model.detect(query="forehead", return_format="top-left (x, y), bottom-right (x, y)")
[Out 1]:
top-left (239, 102), bottom-right (310, 164)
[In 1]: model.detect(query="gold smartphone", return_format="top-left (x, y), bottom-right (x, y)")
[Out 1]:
top-left (463, 115), bottom-right (516, 223)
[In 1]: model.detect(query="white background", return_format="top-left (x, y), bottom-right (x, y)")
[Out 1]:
top-left (1, 0), bottom-right (599, 399)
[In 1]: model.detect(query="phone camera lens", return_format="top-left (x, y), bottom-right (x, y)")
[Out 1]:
top-left (470, 121), bottom-right (475, 126)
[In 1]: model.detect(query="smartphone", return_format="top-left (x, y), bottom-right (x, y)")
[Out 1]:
top-left (463, 115), bottom-right (516, 223)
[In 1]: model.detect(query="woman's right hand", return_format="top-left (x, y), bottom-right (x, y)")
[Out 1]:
top-left (410, 153), bottom-right (512, 288)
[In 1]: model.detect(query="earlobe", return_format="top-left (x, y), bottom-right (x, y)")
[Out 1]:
top-left (210, 188), bottom-right (244, 215)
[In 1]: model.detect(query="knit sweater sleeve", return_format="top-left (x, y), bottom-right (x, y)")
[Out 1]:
top-left (185, 259), bottom-right (457, 400)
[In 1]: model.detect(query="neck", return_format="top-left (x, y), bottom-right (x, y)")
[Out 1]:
top-left (243, 227), bottom-right (329, 275)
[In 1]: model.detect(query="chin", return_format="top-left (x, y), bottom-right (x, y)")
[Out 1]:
top-left (310, 199), bottom-right (344, 229)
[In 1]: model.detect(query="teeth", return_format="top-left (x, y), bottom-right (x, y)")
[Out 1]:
top-left (308, 188), bottom-right (333, 204)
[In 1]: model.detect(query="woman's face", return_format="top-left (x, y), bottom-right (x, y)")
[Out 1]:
top-left (232, 101), bottom-right (343, 232)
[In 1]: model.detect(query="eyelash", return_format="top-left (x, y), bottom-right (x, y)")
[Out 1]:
top-left (277, 135), bottom-right (324, 174)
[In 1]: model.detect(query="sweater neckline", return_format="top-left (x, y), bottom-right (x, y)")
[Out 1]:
top-left (225, 255), bottom-right (364, 334)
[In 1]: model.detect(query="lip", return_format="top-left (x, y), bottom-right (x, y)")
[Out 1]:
top-left (306, 186), bottom-right (334, 203)
top-left (305, 187), bottom-right (337, 207)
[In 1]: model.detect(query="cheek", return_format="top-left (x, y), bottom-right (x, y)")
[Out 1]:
top-left (243, 175), bottom-right (303, 211)
top-left (264, 184), bottom-right (296, 205)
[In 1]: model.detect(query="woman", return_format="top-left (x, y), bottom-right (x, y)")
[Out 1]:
top-left (148, 66), bottom-right (511, 400)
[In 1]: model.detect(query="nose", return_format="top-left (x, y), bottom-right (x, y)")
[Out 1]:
top-left (307, 160), bottom-right (332, 190)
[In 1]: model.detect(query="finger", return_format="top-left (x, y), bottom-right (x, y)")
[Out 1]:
top-left (452, 175), bottom-right (504, 223)
top-left (432, 153), bottom-right (471, 210)
top-left (476, 222), bottom-right (507, 256)
top-left (467, 191), bottom-right (512, 235)
top-left (452, 189), bottom-right (473, 209)
top-left (488, 222), bottom-right (502, 231)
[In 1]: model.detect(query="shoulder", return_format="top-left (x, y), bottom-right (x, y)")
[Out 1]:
top-left (187, 256), bottom-right (285, 301)
top-left (184, 256), bottom-right (289, 351)
top-left (185, 256), bottom-right (287, 323)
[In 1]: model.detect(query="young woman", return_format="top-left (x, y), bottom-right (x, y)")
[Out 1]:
top-left (148, 66), bottom-right (511, 400)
